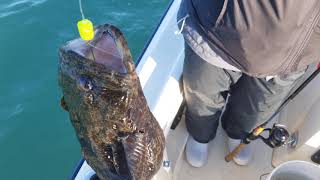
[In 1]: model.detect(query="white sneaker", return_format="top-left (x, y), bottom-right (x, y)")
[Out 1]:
top-left (228, 137), bottom-right (252, 166)
top-left (185, 136), bottom-right (209, 168)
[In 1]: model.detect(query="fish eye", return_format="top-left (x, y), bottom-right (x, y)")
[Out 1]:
top-left (77, 76), bottom-right (94, 91)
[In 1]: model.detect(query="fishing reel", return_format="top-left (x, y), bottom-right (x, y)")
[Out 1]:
top-left (258, 124), bottom-right (291, 148)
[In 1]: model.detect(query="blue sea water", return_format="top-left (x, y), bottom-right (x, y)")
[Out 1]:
top-left (0, 0), bottom-right (169, 179)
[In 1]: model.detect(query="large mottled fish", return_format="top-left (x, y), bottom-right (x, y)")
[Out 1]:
top-left (58, 24), bottom-right (165, 180)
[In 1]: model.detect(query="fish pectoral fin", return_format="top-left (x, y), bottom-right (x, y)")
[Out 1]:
top-left (60, 96), bottom-right (69, 111)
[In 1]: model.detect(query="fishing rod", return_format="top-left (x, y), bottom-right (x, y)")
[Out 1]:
top-left (225, 63), bottom-right (320, 162)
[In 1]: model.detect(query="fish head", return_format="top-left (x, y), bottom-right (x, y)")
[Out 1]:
top-left (58, 24), bottom-right (138, 136)
top-left (60, 24), bottom-right (135, 74)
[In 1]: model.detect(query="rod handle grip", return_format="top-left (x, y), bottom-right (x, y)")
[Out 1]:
top-left (225, 143), bottom-right (247, 162)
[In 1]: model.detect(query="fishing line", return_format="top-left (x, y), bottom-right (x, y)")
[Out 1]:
top-left (79, 0), bottom-right (85, 19)
top-left (259, 173), bottom-right (270, 180)
top-left (89, 46), bottom-right (96, 61)
top-left (77, 0), bottom-right (122, 60)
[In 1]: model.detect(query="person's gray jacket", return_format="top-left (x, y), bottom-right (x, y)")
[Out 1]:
top-left (178, 0), bottom-right (320, 77)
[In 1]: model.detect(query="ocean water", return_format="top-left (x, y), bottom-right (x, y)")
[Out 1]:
top-left (0, 0), bottom-right (170, 179)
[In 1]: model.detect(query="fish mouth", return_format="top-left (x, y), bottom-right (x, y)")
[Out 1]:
top-left (63, 24), bottom-right (134, 74)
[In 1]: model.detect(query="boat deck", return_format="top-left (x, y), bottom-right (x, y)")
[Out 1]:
top-left (169, 115), bottom-right (275, 180)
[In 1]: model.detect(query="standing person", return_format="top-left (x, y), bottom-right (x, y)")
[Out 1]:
top-left (177, 0), bottom-right (320, 167)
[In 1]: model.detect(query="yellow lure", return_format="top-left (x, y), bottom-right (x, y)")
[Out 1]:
top-left (77, 19), bottom-right (94, 41)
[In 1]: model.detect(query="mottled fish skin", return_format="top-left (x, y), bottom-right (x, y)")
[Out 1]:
top-left (58, 24), bottom-right (165, 180)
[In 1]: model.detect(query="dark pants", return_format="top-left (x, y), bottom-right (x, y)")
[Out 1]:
top-left (183, 44), bottom-right (306, 143)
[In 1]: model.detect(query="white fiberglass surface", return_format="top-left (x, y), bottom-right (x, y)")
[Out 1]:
top-left (174, 125), bottom-right (274, 180)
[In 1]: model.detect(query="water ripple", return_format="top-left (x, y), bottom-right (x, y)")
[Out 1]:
top-left (0, 0), bottom-right (47, 19)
